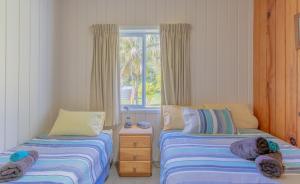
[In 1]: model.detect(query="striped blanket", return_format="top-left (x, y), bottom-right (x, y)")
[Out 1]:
top-left (0, 131), bottom-right (113, 184)
top-left (160, 129), bottom-right (300, 184)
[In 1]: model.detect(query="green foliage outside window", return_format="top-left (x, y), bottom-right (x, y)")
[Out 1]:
top-left (119, 33), bottom-right (161, 107)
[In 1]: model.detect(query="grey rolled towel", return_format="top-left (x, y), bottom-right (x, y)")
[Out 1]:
top-left (0, 150), bottom-right (39, 183)
top-left (230, 137), bottom-right (270, 160)
top-left (255, 152), bottom-right (284, 178)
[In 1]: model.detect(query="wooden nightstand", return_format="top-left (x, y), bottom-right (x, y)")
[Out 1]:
top-left (118, 125), bottom-right (153, 177)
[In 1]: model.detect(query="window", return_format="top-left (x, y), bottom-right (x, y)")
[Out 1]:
top-left (119, 28), bottom-right (160, 108)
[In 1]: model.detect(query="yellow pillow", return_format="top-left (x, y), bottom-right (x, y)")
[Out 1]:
top-left (49, 109), bottom-right (105, 136)
top-left (203, 104), bottom-right (258, 129)
top-left (162, 105), bottom-right (204, 130)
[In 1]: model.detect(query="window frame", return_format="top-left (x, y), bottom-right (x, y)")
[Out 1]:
top-left (119, 28), bottom-right (160, 109)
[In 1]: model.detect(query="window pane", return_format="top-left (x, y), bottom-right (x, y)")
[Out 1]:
top-left (119, 37), bottom-right (143, 106)
top-left (146, 34), bottom-right (161, 107)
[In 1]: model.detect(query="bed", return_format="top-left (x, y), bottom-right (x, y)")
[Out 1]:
top-left (0, 130), bottom-right (113, 184)
top-left (160, 129), bottom-right (300, 184)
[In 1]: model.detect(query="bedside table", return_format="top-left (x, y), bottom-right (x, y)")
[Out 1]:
top-left (118, 125), bottom-right (153, 177)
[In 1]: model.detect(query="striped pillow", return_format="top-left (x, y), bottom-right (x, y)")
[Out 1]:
top-left (182, 108), bottom-right (237, 134)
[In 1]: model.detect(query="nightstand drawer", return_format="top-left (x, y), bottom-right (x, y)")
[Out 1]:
top-left (120, 136), bottom-right (151, 148)
top-left (120, 148), bottom-right (151, 161)
top-left (119, 161), bottom-right (151, 176)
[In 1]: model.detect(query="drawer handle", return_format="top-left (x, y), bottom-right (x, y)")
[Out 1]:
top-left (133, 167), bottom-right (136, 173)
top-left (133, 155), bottom-right (137, 160)
top-left (133, 142), bottom-right (137, 147)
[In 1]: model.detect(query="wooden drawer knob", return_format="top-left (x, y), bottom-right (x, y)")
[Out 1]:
top-left (133, 167), bottom-right (136, 173)
top-left (133, 155), bottom-right (137, 160)
top-left (133, 142), bottom-right (137, 147)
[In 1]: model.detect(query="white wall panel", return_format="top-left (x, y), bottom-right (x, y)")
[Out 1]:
top-left (30, 0), bottom-right (40, 139)
top-left (54, 0), bottom-right (253, 161)
top-left (0, 0), bottom-right (7, 151)
top-left (6, 0), bottom-right (20, 149)
top-left (57, 0), bottom-right (254, 109)
top-left (19, 0), bottom-right (31, 143)
top-left (0, 0), bottom-right (59, 151)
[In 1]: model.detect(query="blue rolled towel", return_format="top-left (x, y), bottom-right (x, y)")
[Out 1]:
top-left (9, 150), bottom-right (29, 162)
top-left (268, 140), bottom-right (280, 153)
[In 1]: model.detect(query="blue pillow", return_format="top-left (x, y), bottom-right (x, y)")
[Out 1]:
top-left (182, 108), bottom-right (237, 134)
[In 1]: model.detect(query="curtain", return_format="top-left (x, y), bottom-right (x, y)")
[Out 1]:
top-left (90, 24), bottom-right (119, 127)
top-left (160, 24), bottom-right (191, 105)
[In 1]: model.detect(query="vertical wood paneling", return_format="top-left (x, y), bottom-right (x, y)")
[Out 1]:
top-left (135, 0), bottom-right (146, 24)
top-left (226, 0), bottom-right (238, 103)
top-left (259, 0), bottom-right (270, 132)
top-left (248, 0), bottom-right (254, 107)
top-left (46, 0), bottom-right (54, 128)
top-left (39, 0), bottom-right (51, 133)
top-left (297, 0), bottom-right (300, 148)
top-left (126, 0), bottom-right (135, 24)
top-left (0, 0), bottom-right (7, 151)
top-left (146, 0), bottom-right (156, 24)
top-left (187, 0), bottom-right (197, 102)
top-left (19, 0), bottom-right (31, 143)
top-left (254, 0), bottom-right (270, 132)
top-left (238, 0), bottom-right (251, 103)
top-left (107, 0), bottom-right (117, 24)
top-left (157, 0), bottom-right (167, 23)
top-left (6, 0), bottom-right (20, 148)
top-left (96, 0), bottom-right (106, 23)
top-left (254, 0), bottom-right (300, 145)
top-left (204, 0), bottom-right (218, 102)
top-left (191, 0), bottom-right (206, 104)
top-left (77, 0), bottom-right (88, 110)
top-left (253, 0), bottom-right (260, 126)
top-left (0, 0), bottom-right (59, 150)
top-left (285, 0), bottom-right (298, 142)
top-left (219, 0), bottom-right (234, 102)
top-left (274, 0), bottom-right (286, 139)
top-left (30, 0), bottom-right (40, 138)
top-left (165, 0), bottom-right (174, 22)
top-left (267, 0), bottom-right (276, 137)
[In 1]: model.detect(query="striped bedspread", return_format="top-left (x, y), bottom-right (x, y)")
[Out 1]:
top-left (160, 129), bottom-right (300, 184)
top-left (0, 131), bottom-right (113, 184)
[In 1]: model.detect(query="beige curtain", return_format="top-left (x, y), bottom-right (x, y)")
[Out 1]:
top-left (90, 24), bottom-right (119, 127)
top-left (160, 24), bottom-right (191, 105)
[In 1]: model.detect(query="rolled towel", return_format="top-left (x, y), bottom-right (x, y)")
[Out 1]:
top-left (0, 150), bottom-right (39, 183)
top-left (268, 140), bottom-right (280, 153)
top-left (230, 137), bottom-right (270, 160)
top-left (9, 150), bottom-right (29, 162)
top-left (255, 152), bottom-right (284, 178)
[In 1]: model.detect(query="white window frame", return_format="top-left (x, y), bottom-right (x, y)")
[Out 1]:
top-left (119, 27), bottom-right (160, 109)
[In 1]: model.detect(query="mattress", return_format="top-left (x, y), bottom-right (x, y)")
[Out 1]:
top-left (160, 129), bottom-right (300, 184)
top-left (0, 131), bottom-right (113, 184)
